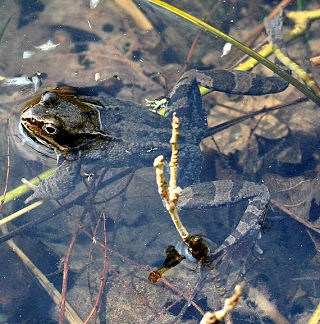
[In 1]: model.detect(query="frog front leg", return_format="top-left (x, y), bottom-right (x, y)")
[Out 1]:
top-left (22, 159), bottom-right (81, 203)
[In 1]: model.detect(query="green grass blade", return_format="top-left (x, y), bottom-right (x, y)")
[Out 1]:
top-left (0, 15), bottom-right (12, 43)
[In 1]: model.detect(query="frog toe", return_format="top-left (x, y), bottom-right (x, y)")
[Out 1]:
top-left (22, 160), bottom-right (81, 203)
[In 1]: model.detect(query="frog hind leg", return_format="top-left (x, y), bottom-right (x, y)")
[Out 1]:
top-left (179, 180), bottom-right (269, 284)
top-left (22, 159), bottom-right (81, 203)
top-left (165, 77), bottom-right (208, 187)
top-left (166, 77), bottom-right (208, 144)
top-left (183, 68), bottom-right (288, 95)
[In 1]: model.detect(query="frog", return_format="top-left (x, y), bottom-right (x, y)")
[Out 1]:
top-left (19, 68), bottom-right (284, 306)
top-left (20, 68), bottom-right (287, 203)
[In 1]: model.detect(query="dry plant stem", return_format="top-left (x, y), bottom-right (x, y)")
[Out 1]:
top-left (154, 156), bottom-right (188, 240)
top-left (114, 0), bottom-right (153, 30)
top-left (169, 113), bottom-right (180, 193)
top-left (154, 113), bottom-right (189, 241)
top-left (310, 55), bottom-right (320, 66)
top-left (200, 284), bottom-right (242, 324)
top-left (0, 200), bottom-right (44, 227)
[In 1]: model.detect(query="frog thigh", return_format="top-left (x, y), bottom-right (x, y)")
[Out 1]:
top-left (23, 160), bottom-right (81, 203)
top-left (182, 69), bottom-right (288, 95)
top-left (166, 77), bottom-right (207, 134)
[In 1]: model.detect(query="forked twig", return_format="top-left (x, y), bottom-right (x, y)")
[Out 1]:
top-left (153, 112), bottom-right (189, 241)
top-left (200, 284), bottom-right (243, 324)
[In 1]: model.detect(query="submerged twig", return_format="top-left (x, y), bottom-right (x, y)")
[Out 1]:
top-left (204, 97), bottom-right (307, 139)
top-left (84, 213), bottom-right (107, 324)
top-left (200, 284), bottom-right (243, 324)
top-left (114, 0), bottom-right (153, 30)
top-left (0, 200), bottom-right (44, 227)
top-left (59, 223), bottom-right (82, 324)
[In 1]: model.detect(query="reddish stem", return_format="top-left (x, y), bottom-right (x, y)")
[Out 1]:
top-left (84, 213), bottom-right (108, 323)
top-left (59, 223), bottom-right (82, 324)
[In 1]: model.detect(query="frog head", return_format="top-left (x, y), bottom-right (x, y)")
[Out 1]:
top-left (21, 88), bottom-right (113, 153)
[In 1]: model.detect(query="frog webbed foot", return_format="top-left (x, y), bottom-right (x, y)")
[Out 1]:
top-left (22, 160), bottom-right (81, 204)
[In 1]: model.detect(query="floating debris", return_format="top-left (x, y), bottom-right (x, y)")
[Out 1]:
top-left (221, 42), bottom-right (232, 57)
top-left (23, 50), bottom-right (35, 59)
top-left (3, 75), bottom-right (32, 86)
top-left (94, 72), bottom-right (101, 82)
top-left (34, 40), bottom-right (60, 52)
top-left (89, 0), bottom-right (100, 9)
top-left (3, 74), bottom-right (41, 92)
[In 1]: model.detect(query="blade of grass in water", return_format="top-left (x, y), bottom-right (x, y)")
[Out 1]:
top-left (0, 15), bottom-right (12, 43)
top-left (146, 0), bottom-right (320, 106)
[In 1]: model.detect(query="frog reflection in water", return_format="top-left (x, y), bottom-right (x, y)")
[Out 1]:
top-left (20, 68), bottom-right (285, 305)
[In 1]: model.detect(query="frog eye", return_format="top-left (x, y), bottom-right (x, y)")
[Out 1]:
top-left (42, 123), bottom-right (58, 135)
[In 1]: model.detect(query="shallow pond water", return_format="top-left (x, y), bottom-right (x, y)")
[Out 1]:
top-left (0, 1), bottom-right (320, 323)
